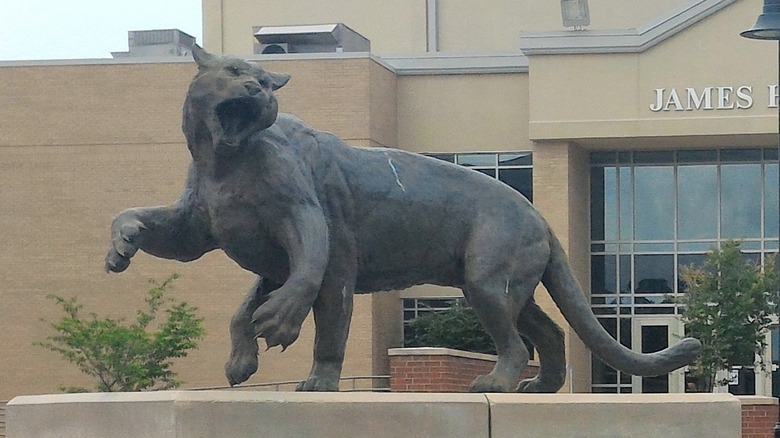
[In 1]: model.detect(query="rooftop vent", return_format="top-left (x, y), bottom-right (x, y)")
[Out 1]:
top-left (112, 29), bottom-right (196, 58)
top-left (253, 23), bottom-right (370, 54)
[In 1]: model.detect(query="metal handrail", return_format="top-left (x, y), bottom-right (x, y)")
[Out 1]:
top-left (186, 375), bottom-right (391, 392)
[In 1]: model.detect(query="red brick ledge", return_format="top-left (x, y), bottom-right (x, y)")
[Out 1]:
top-left (737, 396), bottom-right (779, 438)
top-left (388, 347), bottom-right (539, 393)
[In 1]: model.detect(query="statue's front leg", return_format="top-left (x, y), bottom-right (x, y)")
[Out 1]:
top-left (296, 272), bottom-right (356, 392)
top-left (105, 202), bottom-right (215, 273)
top-left (251, 205), bottom-right (330, 350)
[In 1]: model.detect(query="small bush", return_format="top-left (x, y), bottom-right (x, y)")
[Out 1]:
top-left (36, 274), bottom-right (205, 392)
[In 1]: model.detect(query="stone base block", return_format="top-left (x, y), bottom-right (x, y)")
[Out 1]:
top-left (7, 391), bottom-right (742, 438)
top-left (488, 393), bottom-right (742, 438)
top-left (6, 391), bottom-right (488, 438)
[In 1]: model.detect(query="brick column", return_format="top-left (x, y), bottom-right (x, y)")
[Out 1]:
top-left (739, 396), bottom-right (780, 438)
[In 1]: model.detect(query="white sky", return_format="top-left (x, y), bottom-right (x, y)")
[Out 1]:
top-left (0, 0), bottom-right (203, 61)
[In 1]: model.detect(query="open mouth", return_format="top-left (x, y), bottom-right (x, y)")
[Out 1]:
top-left (215, 96), bottom-right (262, 144)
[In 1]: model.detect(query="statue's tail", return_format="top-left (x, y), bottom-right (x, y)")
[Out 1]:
top-left (540, 232), bottom-right (701, 376)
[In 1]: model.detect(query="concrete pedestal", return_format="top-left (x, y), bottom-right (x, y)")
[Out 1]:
top-left (7, 391), bottom-right (742, 438)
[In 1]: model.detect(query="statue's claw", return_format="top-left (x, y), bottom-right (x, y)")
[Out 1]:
top-left (251, 292), bottom-right (309, 351)
top-left (105, 212), bottom-right (145, 273)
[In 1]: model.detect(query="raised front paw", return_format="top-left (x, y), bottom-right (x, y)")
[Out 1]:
top-left (105, 210), bottom-right (146, 273)
top-left (251, 291), bottom-right (311, 350)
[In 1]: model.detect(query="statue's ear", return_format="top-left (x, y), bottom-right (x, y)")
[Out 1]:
top-left (269, 72), bottom-right (291, 91)
top-left (191, 44), bottom-right (216, 69)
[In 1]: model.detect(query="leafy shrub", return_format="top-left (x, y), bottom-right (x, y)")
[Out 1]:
top-left (36, 274), bottom-right (205, 392)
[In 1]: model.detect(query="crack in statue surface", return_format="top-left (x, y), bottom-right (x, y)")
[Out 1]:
top-left (105, 46), bottom-right (701, 393)
top-left (385, 152), bottom-right (406, 193)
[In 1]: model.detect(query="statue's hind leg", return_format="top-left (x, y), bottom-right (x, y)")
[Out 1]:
top-left (516, 301), bottom-right (567, 393)
top-left (465, 275), bottom-right (541, 393)
top-left (224, 277), bottom-right (280, 386)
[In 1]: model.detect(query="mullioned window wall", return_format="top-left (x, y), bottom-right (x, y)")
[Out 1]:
top-left (590, 148), bottom-right (779, 393)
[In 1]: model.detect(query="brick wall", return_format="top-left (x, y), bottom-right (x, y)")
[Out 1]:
top-left (388, 347), bottom-right (540, 392)
top-left (740, 396), bottom-right (779, 438)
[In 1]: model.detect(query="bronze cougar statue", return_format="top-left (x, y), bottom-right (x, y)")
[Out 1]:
top-left (106, 46), bottom-right (700, 392)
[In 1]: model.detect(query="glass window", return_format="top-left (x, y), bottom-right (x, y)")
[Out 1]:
top-left (428, 153), bottom-right (455, 163)
top-left (590, 148), bottom-right (778, 394)
top-left (678, 150), bottom-right (717, 163)
top-left (634, 166), bottom-right (675, 240)
top-left (591, 255), bottom-right (617, 294)
top-left (721, 164), bottom-right (762, 239)
top-left (499, 152), bottom-right (532, 166)
top-left (457, 154), bottom-right (495, 167)
top-left (475, 168), bottom-right (496, 178)
top-left (499, 168), bottom-right (532, 201)
top-left (635, 254), bottom-right (674, 293)
top-left (721, 148), bottom-right (762, 162)
top-left (677, 165), bottom-right (718, 239)
top-left (766, 164), bottom-right (778, 239)
top-left (619, 255), bottom-right (632, 293)
top-left (619, 167), bottom-right (633, 241)
top-left (591, 167), bottom-right (606, 241)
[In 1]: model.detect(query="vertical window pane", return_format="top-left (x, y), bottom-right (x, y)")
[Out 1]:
top-left (721, 164), bottom-right (761, 238)
top-left (591, 167), bottom-right (606, 240)
top-left (619, 255), bottom-right (632, 293)
top-left (634, 166), bottom-right (675, 240)
top-left (765, 163), bottom-right (778, 239)
top-left (678, 165), bottom-right (717, 239)
top-left (499, 168), bottom-right (532, 201)
top-left (604, 167), bottom-right (618, 241)
top-left (592, 318), bottom-right (618, 384)
top-left (635, 254), bottom-right (674, 293)
top-left (591, 255), bottom-right (617, 294)
top-left (619, 167), bottom-right (633, 241)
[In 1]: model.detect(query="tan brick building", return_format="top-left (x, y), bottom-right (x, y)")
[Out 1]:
top-left (2, 0), bottom-right (779, 399)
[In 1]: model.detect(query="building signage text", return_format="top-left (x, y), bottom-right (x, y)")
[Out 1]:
top-left (649, 85), bottom-right (779, 112)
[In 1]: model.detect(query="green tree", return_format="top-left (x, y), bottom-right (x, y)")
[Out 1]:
top-left (36, 274), bottom-right (205, 392)
top-left (679, 241), bottom-right (777, 392)
top-left (406, 300), bottom-right (497, 355)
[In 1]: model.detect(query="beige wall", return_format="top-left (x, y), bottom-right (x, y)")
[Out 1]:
top-left (0, 56), bottom-right (395, 400)
top-left (527, 0), bottom-right (778, 146)
top-left (435, 0), bottom-right (690, 53)
top-left (202, 0), bottom-right (427, 56)
top-left (397, 73), bottom-right (529, 153)
top-left (203, 0), bottom-right (693, 56)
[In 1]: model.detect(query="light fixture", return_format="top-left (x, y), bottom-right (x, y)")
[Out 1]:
top-left (561, 0), bottom-right (590, 30)
top-left (741, 0), bottom-right (780, 40)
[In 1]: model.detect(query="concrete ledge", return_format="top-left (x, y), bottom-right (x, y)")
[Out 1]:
top-left (7, 391), bottom-right (743, 438)
top-left (488, 393), bottom-right (742, 438)
top-left (7, 391), bottom-right (489, 438)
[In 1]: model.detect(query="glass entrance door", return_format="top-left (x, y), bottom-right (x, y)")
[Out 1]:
top-left (631, 317), bottom-right (685, 393)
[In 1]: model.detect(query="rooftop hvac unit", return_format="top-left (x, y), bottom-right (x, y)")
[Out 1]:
top-left (253, 23), bottom-right (369, 54)
top-left (259, 43), bottom-right (289, 54)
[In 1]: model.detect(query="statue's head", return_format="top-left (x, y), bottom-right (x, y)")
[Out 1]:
top-left (183, 45), bottom-right (291, 158)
